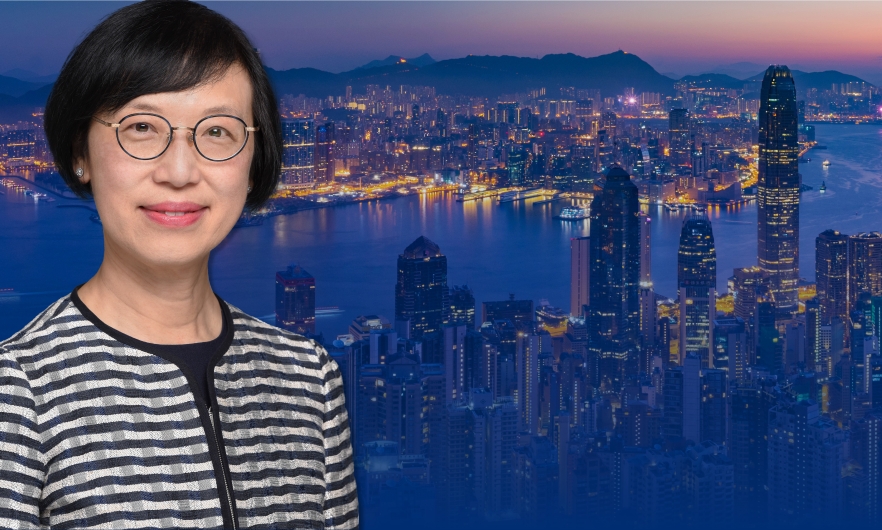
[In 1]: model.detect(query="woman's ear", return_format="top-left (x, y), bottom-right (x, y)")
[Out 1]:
top-left (72, 157), bottom-right (91, 185)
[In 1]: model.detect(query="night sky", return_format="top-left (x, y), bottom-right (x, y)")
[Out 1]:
top-left (1, 2), bottom-right (881, 83)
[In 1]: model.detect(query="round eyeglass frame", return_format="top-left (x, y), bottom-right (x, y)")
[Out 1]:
top-left (92, 113), bottom-right (259, 162)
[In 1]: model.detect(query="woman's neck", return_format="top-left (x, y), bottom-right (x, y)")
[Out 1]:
top-left (77, 250), bottom-right (223, 345)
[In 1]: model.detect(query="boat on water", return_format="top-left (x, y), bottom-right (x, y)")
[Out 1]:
top-left (820, 181), bottom-right (826, 193)
top-left (823, 160), bottom-right (831, 167)
top-left (554, 206), bottom-right (588, 220)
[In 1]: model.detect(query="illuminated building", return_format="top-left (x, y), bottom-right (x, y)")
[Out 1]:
top-left (275, 263), bottom-right (316, 334)
top-left (588, 167), bottom-right (641, 391)
top-left (714, 317), bottom-right (748, 380)
top-left (482, 296), bottom-right (533, 328)
top-left (639, 214), bottom-right (656, 349)
top-left (731, 266), bottom-right (770, 366)
top-left (449, 285), bottom-right (476, 329)
top-left (570, 237), bottom-right (590, 317)
top-left (668, 108), bottom-right (691, 168)
top-left (281, 119), bottom-right (315, 185)
top-left (757, 65), bottom-right (800, 315)
top-left (700, 369), bottom-right (727, 445)
top-left (816, 230), bottom-right (850, 324)
top-left (849, 232), bottom-right (882, 312)
top-left (677, 214), bottom-right (717, 368)
top-left (314, 122), bottom-right (335, 183)
top-left (507, 150), bottom-right (528, 185)
top-left (395, 236), bottom-right (449, 340)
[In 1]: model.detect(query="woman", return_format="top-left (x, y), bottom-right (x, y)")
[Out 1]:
top-left (0, 2), bottom-right (358, 529)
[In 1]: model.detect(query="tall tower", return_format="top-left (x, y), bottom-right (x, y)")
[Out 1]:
top-left (757, 65), bottom-right (800, 314)
top-left (570, 237), bottom-right (590, 317)
top-left (281, 119), bottom-right (315, 185)
top-left (678, 214), bottom-right (717, 368)
top-left (815, 229), bottom-right (849, 324)
top-left (395, 236), bottom-right (450, 339)
top-left (588, 167), bottom-right (641, 390)
top-left (639, 214), bottom-right (656, 351)
top-left (314, 122), bottom-right (335, 183)
top-left (668, 108), bottom-right (691, 168)
top-left (848, 232), bottom-right (882, 312)
top-left (275, 264), bottom-right (316, 334)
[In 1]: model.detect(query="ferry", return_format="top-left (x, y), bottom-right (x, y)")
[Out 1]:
top-left (497, 188), bottom-right (547, 203)
top-left (820, 181), bottom-right (826, 193)
top-left (822, 160), bottom-right (831, 168)
top-left (554, 207), bottom-right (589, 220)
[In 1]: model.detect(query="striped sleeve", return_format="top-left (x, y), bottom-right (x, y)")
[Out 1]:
top-left (317, 343), bottom-right (359, 530)
top-left (0, 348), bottom-right (45, 529)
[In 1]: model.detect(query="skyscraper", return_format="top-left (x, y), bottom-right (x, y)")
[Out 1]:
top-left (281, 119), bottom-right (315, 185)
top-left (588, 167), bottom-right (641, 391)
top-left (757, 65), bottom-right (800, 314)
top-left (816, 229), bottom-right (849, 324)
top-left (570, 237), bottom-right (590, 317)
top-left (639, 214), bottom-right (656, 348)
top-left (507, 150), bottom-right (528, 186)
top-left (677, 214), bottom-right (717, 368)
top-left (849, 232), bottom-right (882, 311)
top-left (395, 236), bottom-right (449, 340)
top-left (449, 285), bottom-right (476, 329)
top-left (314, 122), bottom-right (335, 183)
top-left (275, 263), bottom-right (316, 334)
top-left (731, 266), bottom-right (770, 366)
top-left (668, 108), bottom-right (691, 168)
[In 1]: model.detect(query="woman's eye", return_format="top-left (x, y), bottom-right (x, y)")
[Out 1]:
top-left (208, 127), bottom-right (225, 138)
top-left (134, 123), bottom-right (151, 133)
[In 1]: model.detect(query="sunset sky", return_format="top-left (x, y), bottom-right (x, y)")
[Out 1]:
top-left (2, 1), bottom-right (881, 83)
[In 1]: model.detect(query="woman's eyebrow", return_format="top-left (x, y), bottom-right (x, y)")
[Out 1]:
top-left (122, 103), bottom-right (242, 115)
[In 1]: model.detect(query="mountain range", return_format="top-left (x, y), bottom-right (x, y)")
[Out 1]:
top-left (0, 51), bottom-right (874, 122)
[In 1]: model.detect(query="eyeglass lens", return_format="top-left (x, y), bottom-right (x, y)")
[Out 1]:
top-left (116, 114), bottom-right (249, 161)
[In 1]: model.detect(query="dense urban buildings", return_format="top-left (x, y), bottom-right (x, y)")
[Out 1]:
top-left (4, 48), bottom-right (882, 529)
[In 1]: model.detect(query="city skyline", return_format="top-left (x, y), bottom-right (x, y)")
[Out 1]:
top-left (1, 2), bottom-right (881, 84)
top-left (3, 2), bottom-right (882, 526)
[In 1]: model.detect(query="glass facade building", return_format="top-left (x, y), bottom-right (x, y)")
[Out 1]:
top-left (756, 65), bottom-right (800, 314)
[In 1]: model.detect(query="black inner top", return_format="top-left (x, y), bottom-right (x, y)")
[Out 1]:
top-left (71, 287), bottom-right (232, 405)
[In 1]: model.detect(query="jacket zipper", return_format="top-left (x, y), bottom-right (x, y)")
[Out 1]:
top-left (208, 405), bottom-right (238, 530)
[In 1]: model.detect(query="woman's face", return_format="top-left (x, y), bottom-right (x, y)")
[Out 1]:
top-left (79, 65), bottom-right (255, 269)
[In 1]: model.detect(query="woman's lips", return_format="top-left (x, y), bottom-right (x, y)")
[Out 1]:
top-left (140, 202), bottom-right (207, 227)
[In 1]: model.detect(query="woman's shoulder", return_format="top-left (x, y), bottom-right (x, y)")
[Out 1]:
top-left (0, 294), bottom-right (82, 362)
top-left (223, 301), bottom-right (332, 365)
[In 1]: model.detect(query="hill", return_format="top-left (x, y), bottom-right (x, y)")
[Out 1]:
top-left (742, 69), bottom-right (870, 92)
top-left (0, 75), bottom-right (43, 98)
top-left (269, 50), bottom-right (676, 98)
top-left (356, 54), bottom-right (436, 70)
top-left (677, 73), bottom-right (745, 89)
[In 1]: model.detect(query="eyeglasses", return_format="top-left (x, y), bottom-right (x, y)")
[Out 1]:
top-left (93, 113), bottom-right (259, 162)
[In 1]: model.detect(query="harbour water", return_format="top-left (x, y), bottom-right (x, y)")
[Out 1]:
top-left (2, 123), bottom-right (882, 340)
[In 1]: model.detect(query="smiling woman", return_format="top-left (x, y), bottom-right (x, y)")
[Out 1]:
top-left (0, 1), bottom-right (358, 529)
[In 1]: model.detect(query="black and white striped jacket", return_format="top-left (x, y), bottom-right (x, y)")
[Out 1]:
top-left (0, 292), bottom-right (358, 529)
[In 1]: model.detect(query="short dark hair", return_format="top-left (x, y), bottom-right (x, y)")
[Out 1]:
top-left (44, 0), bottom-right (281, 210)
